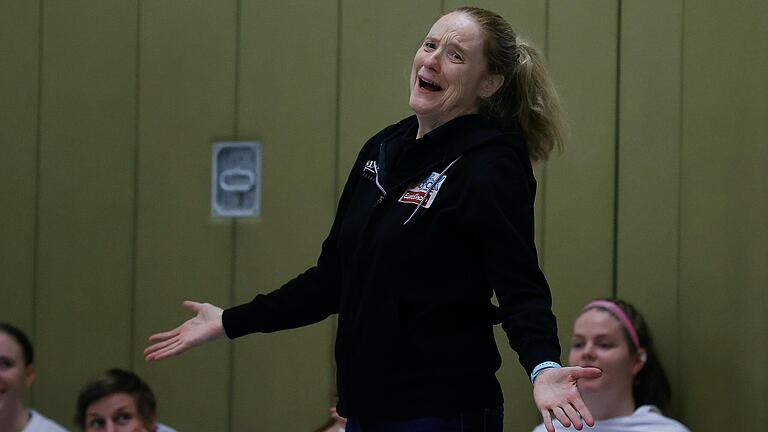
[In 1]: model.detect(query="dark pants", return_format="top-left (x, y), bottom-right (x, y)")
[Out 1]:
top-left (345, 408), bottom-right (504, 432)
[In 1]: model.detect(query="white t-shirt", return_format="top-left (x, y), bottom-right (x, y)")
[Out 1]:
top-left (155, 423), bottom-right (178, 432)
top-left (22, 410), bottom-right (69, 432)
top-left (532, 405), bottom-right (690, 432)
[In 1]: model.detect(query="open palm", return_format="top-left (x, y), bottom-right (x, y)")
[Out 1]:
top-left (533, 366), bottom-right (602, 432)
top-left (143, 300), bottom-right (225, 361)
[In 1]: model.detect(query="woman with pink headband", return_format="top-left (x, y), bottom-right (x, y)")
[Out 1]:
top-left (533, 299), bottom-right (690, 432)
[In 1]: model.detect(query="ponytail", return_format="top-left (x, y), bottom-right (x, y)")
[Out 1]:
top-left (509, 40), bottom-right (564, 161)
top-left (453, 7), bottom-right (565, 161)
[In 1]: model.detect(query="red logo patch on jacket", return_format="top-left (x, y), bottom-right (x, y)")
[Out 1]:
top-left (398, 172), bottom-right (446, 208)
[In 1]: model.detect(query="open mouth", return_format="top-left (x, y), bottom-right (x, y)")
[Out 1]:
top-left (418, 76), bottom-right (443, 92)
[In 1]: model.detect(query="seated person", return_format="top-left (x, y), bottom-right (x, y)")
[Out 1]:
top-left (74, 369), bottom-right (176, 432)
top-left (533, 299), bottom-right (690, 432)
top-left (0, 321), bottom-right (69, 431)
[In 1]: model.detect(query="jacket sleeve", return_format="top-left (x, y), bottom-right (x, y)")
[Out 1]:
top-left (467, 144), bottom-right (561, 375)
top-left (221, 143), bottom-right (371, 338)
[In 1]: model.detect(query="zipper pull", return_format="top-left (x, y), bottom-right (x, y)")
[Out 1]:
top-left (375, 195), bottom-right (385, 206)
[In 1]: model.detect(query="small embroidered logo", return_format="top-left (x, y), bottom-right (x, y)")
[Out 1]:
top-left (398, 172), bottom-right (446, 209)
top-left (363, 160), bottom-right (377, 174)
top-left (362, 160), bottom-right (377, 180)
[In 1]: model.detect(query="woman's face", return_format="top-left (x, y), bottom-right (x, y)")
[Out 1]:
top-left (0, 331), bottom-right (33, 413)
top-left (409, 12), bottom-right (501, 128)
top-left (568, 309), bottom-right (645, 396)
top-left (85, 392), bottom-right (152, 432)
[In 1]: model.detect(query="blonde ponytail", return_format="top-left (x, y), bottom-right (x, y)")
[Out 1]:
top-left (453, 7), bottom-right (565, 161)
top-left (510, 39), bottom-right (564, 161)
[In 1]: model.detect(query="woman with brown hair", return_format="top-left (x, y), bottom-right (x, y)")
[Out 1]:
top-left (533, 299), bottom-right (690, 431)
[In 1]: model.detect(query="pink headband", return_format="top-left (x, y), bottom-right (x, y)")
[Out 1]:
top-left (583, 300), bottom-right (640, 349)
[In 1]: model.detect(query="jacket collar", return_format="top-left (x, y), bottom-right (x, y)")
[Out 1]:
top-left (378, 114), bottom-right (516, 192)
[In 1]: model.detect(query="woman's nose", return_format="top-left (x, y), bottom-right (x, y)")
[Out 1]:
top-left (581, 343), bottom-right (596, 359)
top-left (423, 50), bottom-right (440, 72)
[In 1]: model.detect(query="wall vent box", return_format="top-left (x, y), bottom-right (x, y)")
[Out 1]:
top-left (211, 141), bottom-right (261, 217)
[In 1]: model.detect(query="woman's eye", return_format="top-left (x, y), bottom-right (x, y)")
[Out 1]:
top-left (116, 413), bottom-right (133, 425)
top-left (570, 341), bottom-right (584, 349)
top-left (449, 51), bottom-right (463, 61)
top-left (88, 419), bottom-right (105, 429)
top-left (424, 41), bottom-right (436, 50)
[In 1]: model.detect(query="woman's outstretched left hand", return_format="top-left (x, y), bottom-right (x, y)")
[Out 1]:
top-left (533, 366), bottom-right (602, 432)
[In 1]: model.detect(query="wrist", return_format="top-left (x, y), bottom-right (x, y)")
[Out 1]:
top-left (530, 361), bottom-right (561, 383)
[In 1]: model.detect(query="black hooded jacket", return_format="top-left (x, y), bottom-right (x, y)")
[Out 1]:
top-left (222, 114), bottom-right (560, 419)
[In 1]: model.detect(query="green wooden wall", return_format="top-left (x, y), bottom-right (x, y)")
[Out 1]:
top-left (1, 1), bottom-right (765, 431)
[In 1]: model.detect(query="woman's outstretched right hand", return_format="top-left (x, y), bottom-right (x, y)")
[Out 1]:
top-left (144, 300), bottom-right (225, 361)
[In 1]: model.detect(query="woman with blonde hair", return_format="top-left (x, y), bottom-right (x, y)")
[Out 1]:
top-left (146, 7), bottom-right (598, 431)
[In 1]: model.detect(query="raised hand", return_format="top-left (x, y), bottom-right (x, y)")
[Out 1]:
top-left (533, 366), bottom-right (602, 432)
top-left (144, 301), bottom-right (225, 361)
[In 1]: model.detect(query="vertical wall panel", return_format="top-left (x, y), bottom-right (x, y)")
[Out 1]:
top-left (132, 1), bottom-right (236, 430)
top-left (679, 1), bottom-right (768, 429)
top-left (0, 1), bottom-right (39, 336)
top-left (34, 0), bottom-right (137, 425)
top-left (544, 0), bottom-right (618, 346)
top-left (337, 0), bottom-right (442, 190)
top-left (232, 0), bottom-right (338, 429)
top-left (616, 0), bottom-right (684, 417)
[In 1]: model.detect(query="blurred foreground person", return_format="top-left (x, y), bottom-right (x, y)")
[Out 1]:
top-left (0, 322), bottom-right (68, 432)
top-left (533, 299), bottom-right (690, 432)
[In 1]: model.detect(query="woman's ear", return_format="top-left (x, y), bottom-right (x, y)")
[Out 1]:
top-left (24, 364), bottom-right (36, 388)
top-left (632, 349), bottom-right (648, 376)
top-left (480, 74), bottom-right (504, 98)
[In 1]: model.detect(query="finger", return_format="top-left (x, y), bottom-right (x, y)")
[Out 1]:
top-left (144, 338), bottom-right (175, 358)
top-left (182, 300), bottom-right (202, 312)
top-left (571, 396), bottom-right (595, 427)
top-left (143, 335), bottom-right (179, 356)
top-left (147, 339), bottom-right (184, 361)
top-left (541, 409), bottom-right (555, 432)
top-left (147, 339), bottom-right (181, 360)
top-left (569, 366), bottom-right (602, 379)
top-left (148, 327), bottom-right (181, 342)
top-left (562, 403), bottom-right (583, 430)
top-left (552, 406), bottom-right (571, 428)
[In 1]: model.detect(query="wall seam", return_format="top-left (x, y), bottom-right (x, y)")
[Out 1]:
top-left (675, 0), bottom-right (686, 419)
top-left (330, 0), bottom-right (344, 407)
top-left (540, 0), bottom-right (550, 270)
top-left (611, 0), bottom-right (623, 299)
top-left (227, 1), bottom-right (242, 430)
top-left (128, 0), bottom-right (143, 374)
top-left (30, 0), bottom-right (45, 406)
